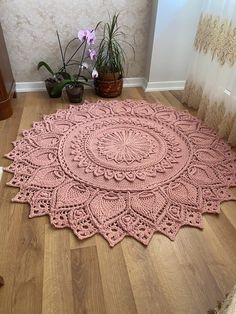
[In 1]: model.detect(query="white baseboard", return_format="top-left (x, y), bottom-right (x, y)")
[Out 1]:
top-left (123, 77), bottom-right (145, 88)
top-left (16, 78), bottom-right (145, 93)
top-left (16, 79), bottom-right (185, 93)
top-left (16, 81), bottom-right (46, 92)
top-left (145, 80), bottom-right (185, 92)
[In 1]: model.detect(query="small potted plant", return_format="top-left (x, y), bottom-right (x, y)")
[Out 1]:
top-left (37, 61), bottom-right (64, 98)
top-left (50, 29), bottom-right (98, 103)
top-left (52, 71), bottom-right (90, 103)
top-left (94, 13), bottom-right (134, 98)
top-left (38, 28), bottom-right (98, 102)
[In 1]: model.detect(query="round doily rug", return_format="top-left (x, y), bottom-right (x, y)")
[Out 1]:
top-left (4, 99), bottom-right (236, 246)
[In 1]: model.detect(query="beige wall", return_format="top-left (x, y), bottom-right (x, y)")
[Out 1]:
top-left (0, 0), bottom-right (151, 82)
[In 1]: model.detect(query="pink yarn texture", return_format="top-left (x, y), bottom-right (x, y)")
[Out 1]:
top-left (4, 99), bottom-right (236, 246)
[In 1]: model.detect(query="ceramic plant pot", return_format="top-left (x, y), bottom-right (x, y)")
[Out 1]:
top-left (66, 84), bottom-right (84, 103)
top-left (45, 79), bottom-right (62, 98)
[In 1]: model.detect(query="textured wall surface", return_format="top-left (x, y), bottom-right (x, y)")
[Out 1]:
top-left (0, 0), bottom-right (151, 82)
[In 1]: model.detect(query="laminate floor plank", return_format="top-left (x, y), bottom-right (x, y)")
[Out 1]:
top-left (42, 226), bottom-right (74, 314)
top-left (96, 236), bottom-right (137, 314)
top-left (122, 238), bottom-right (172, 314)
top-left (148, 235), bottom-right (207, 314)
top-left (71, 244), bottom-right (106, 314)
top-left (12, 210), bottom-right (45, 314)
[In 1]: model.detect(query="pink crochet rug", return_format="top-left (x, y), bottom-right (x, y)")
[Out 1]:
top-left (4, 99), bottom-right (236, 246)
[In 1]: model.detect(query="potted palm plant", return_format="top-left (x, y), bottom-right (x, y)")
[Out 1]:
top-left (94, 13), bottom-right (132, 98)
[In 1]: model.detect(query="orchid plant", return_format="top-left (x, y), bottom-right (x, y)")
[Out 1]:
top-left (51, 28), bottom-right (99, 96)
top-left (37, 26), bottom-right (99, 96)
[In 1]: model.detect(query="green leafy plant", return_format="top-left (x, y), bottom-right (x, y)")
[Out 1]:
top-left (51, 73), bottom-right (91, 96)
top-left (37, 28), bottom-right (99, 98)
top-left (37, 61), bottom-right (55, 77)
top-left (95, 13), bottom-right (134, 77)
top-left (37, 61), bottom-right (70, 81)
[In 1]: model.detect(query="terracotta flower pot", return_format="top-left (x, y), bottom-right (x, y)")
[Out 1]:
top-left (66, 84), bottom-right (84, 103)
top-left (94, 76), bottom-right (123, 98)
top-left (45, 79), bottom-right (62, 98)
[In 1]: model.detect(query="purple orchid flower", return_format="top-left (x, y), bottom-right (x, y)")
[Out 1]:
top-left (78, 29), bottom-right (88, 42)
top-left (87, 30), bottom-right (96, 45)
top-left (88, 48), bottom-right (97, 60)
top-left (78, 29), bottom-right (96, 45)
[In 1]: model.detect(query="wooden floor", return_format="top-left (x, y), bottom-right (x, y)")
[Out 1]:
top-left (0, 88), bottom-right (236, 314)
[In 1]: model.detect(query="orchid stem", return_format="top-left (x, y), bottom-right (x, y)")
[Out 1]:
top-left (77, 42), bottom-right (87, 79)
top-left (66, 42), bottom-right (84, 66)
top-left (63, 37), bottom-right (77, 63)
top-left (56, 30), bottom-right (66, 71)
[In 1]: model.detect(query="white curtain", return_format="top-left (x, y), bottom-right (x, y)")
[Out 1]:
top-left (183, 0), bottom-right (236, 146)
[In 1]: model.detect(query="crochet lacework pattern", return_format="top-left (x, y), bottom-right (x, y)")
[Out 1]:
top-left (4, 99), bottom-right (236, 246)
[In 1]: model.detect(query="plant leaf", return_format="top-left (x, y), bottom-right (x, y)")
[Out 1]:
top-left (94, 12), bottom-right (131, 75)
top-left (37, 61), bottom-right (54, 76)
top-left (77, 81), bottom-right (92, 87)
top-left (77, 75), bottom-right (88, 82)
top-left (51, 79), bottom-right (73, 96)
top-left (60, 71), bottom-right (71, 79)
